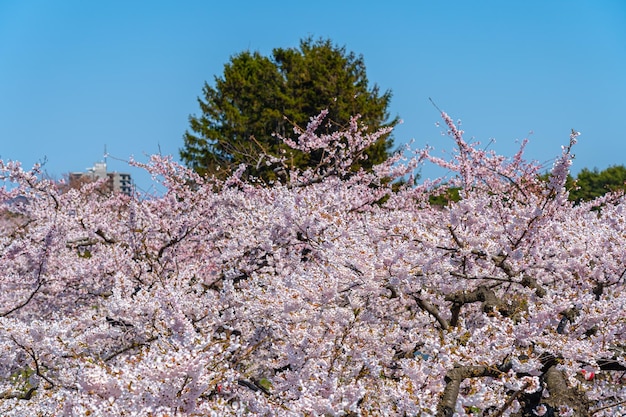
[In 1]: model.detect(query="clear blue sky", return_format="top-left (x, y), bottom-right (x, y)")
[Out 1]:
top-left (1, 1), bottom-right (625, 194)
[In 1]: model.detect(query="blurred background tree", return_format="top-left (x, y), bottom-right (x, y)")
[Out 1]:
top-left (568, 165), bottom-right (626, 202)
top-left (428, 165), bottom-right (626, 207)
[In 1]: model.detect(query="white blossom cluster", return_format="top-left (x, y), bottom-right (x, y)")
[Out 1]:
top-left (0, 111), bottom-right (624, 416)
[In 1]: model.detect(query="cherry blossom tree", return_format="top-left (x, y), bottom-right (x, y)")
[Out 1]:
top-left (0, 109), bottom-right (624, 416)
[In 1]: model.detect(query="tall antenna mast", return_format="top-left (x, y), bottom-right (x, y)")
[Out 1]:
top-left (104, 145), bottom-right (108, 166)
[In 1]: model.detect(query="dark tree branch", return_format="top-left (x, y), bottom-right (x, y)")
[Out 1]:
top-left (449, 271), bottom-right (547, 298)
top-left (437, 365), bottom-right (503, 417)
top-left (0, 386), bottom-right (37, 400)
top-left (542, 365), bottom-right (591, 416)
top-left (445, 285), bottom-right (513, 323)
top-left (0, 275), bottom-right (44, 317)
top-left (157, 227), bottom-right (192, 259)
top-left (492, 253), bottom-right (516, 278)
top-left (447, 225), bottom-right (464, 248)
top-left (237, 378), bottom-right (270, 396)
top-left (103, 337), bottom-right (157, 362)
top-left (10, 336), bottom-right (55, 390)
top-left (556, 306), bottom-right (580, 334)
top-left (95, 228), bottom-right (116, 244)
top-left (1, 234), bottom-right (50, 317)
top-left (491, 381), bottom-right (530, 417)
top-left (437, 359), bottom-right (597, 417)
top-left (597, 357), bottom-right (626, 371)
top-left (591, 399), bottom-right (626, 415)
top-left (413, 295), bottom-right (450, 331)
top-left (520, 275), bottom-right (547, 297)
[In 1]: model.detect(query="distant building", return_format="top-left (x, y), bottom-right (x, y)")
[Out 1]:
top-left (69, 162), bottom-right (133, 196)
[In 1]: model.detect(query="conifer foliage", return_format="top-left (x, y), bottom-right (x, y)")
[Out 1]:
top-left (0, 111), bottom-right (624, 416)
top-left (181, 38), bottom-right (396, 182)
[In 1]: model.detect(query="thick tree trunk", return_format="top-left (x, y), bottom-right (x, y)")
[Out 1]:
top-left (437, 363), bottom-right (593, 417)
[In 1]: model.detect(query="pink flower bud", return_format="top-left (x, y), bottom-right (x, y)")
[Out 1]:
top-left (580, 369), bottom-right (595, 380)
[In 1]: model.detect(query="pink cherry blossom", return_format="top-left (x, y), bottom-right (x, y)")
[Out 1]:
top-left (0, 110), bottom-right (624, 416)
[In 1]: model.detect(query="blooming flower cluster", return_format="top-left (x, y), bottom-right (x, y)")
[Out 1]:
top-left (0, 110), bottom-right (624, 416)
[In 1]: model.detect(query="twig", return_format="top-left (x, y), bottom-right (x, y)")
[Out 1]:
top-left (447, 225), bottom-right (464, 248)
top-left (591, 399), bottom-right (626, 415)
top-left (490, 382), bottom-right (529, 417)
